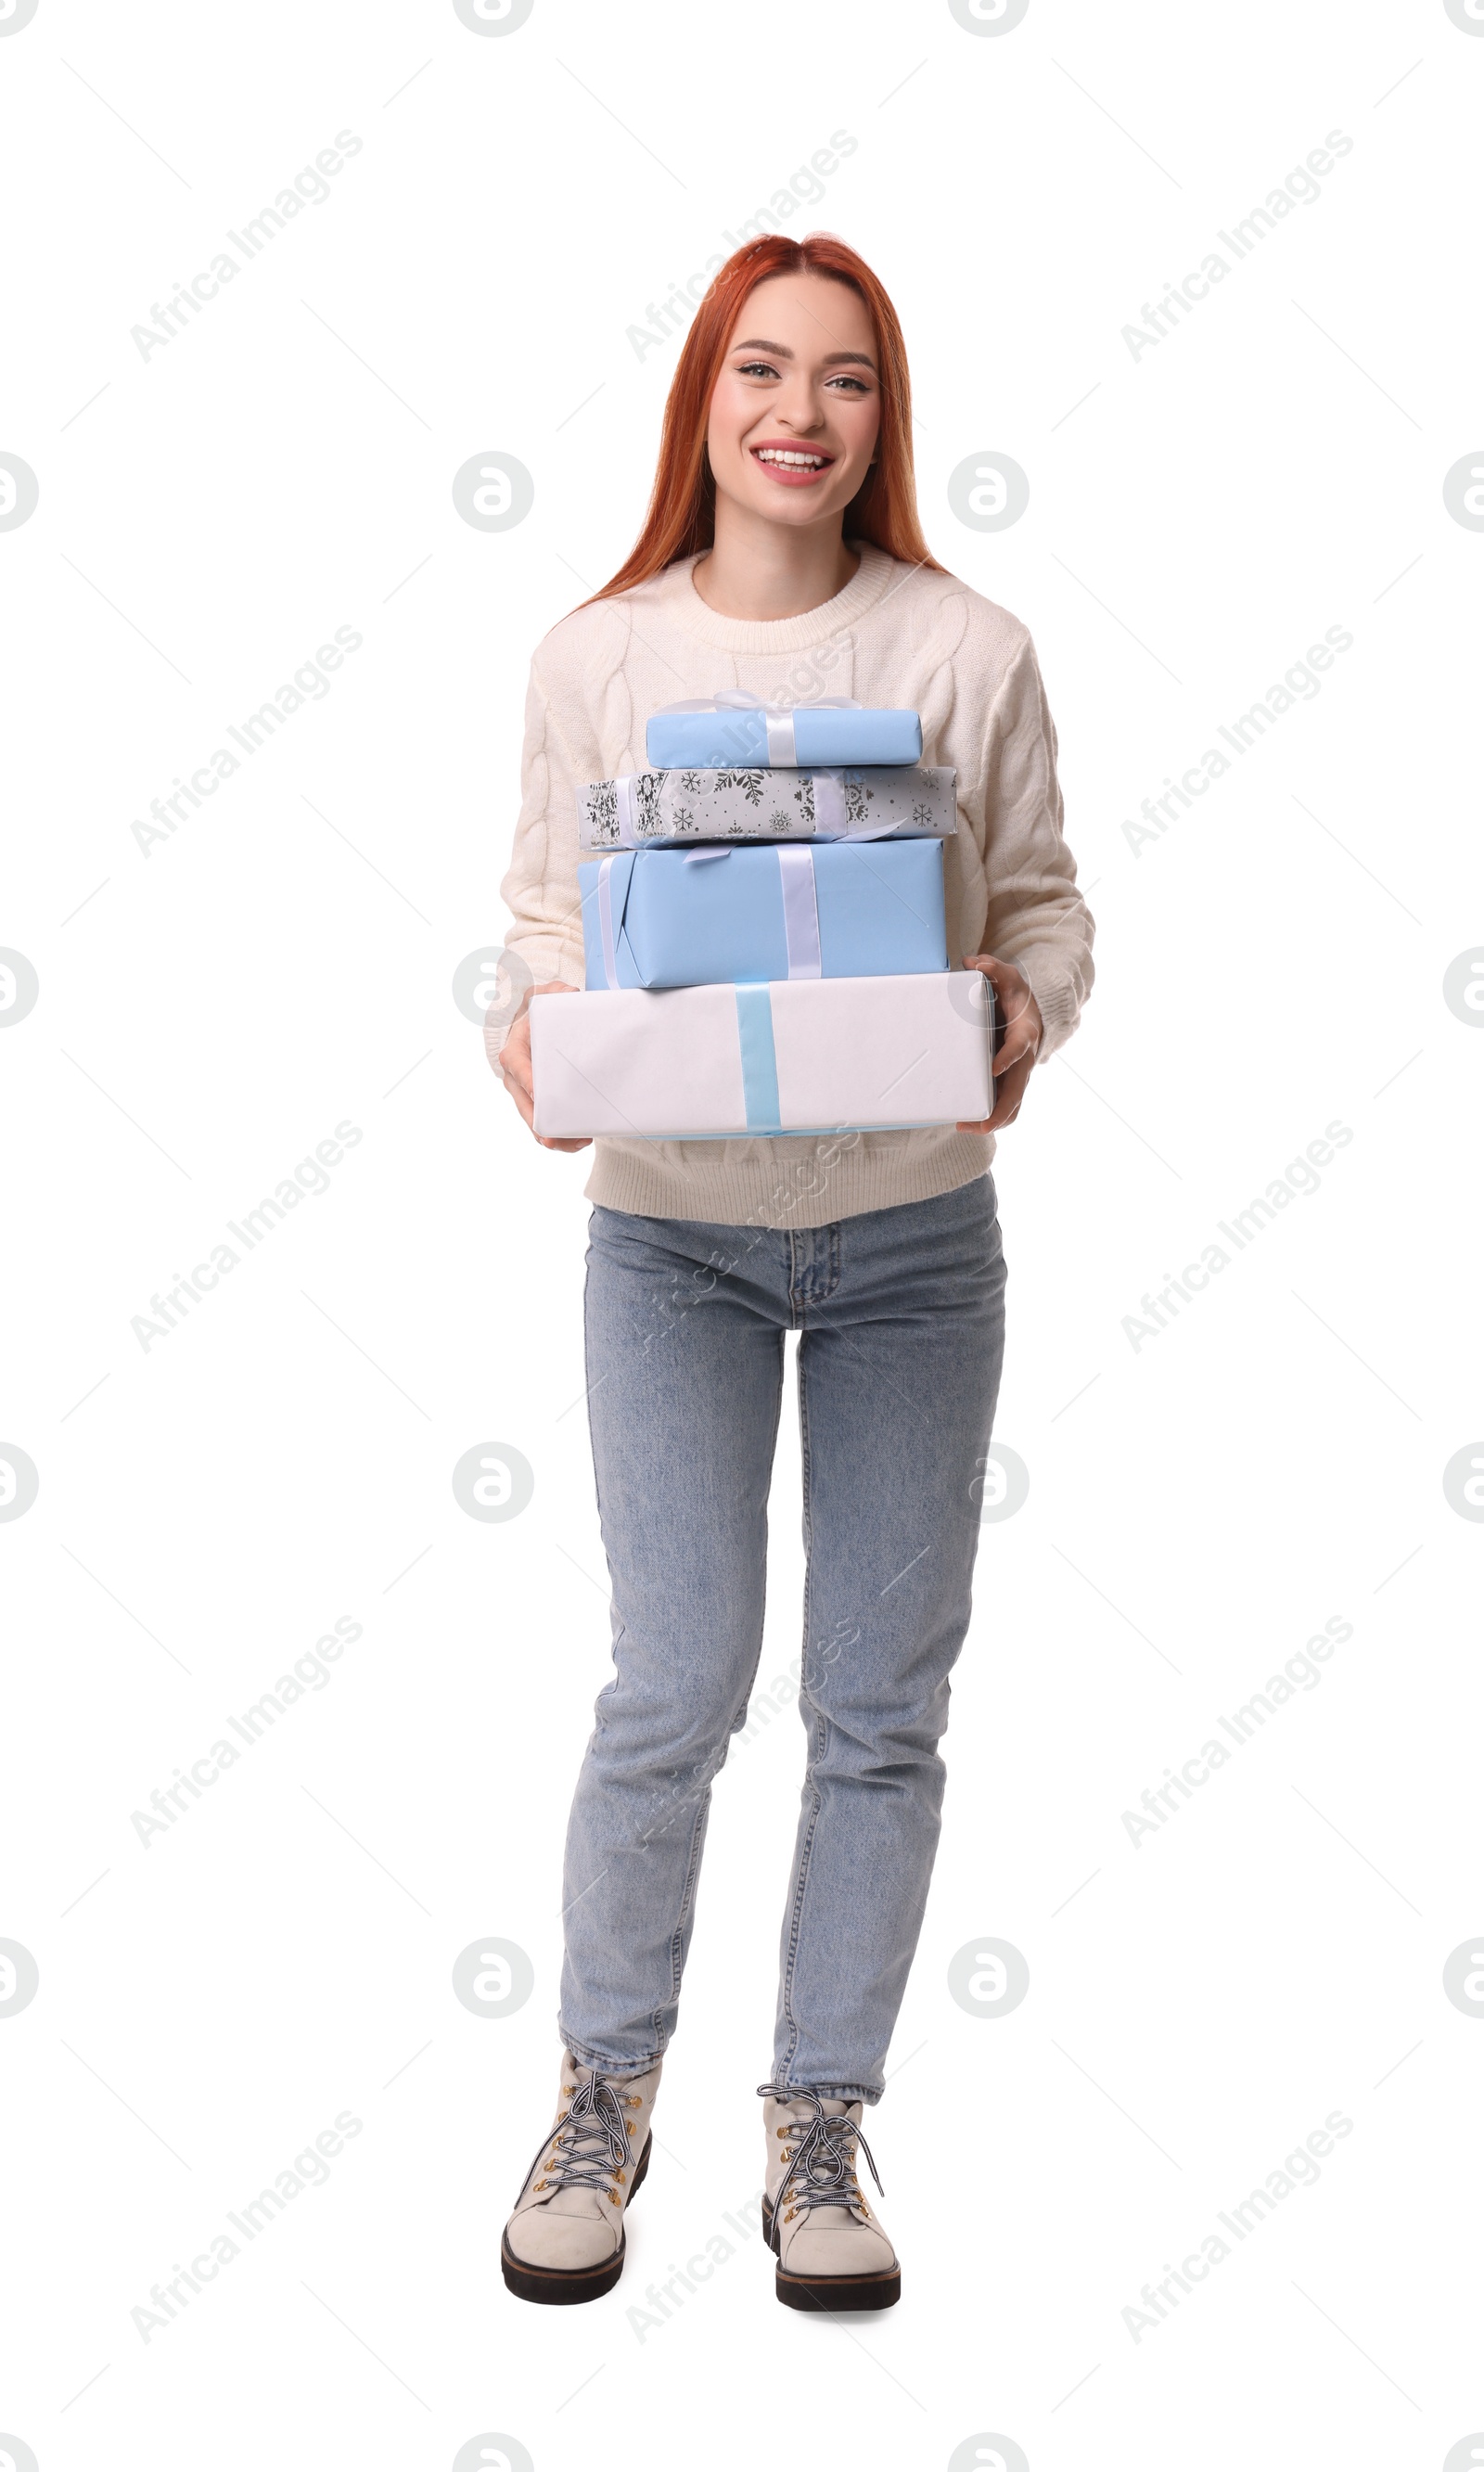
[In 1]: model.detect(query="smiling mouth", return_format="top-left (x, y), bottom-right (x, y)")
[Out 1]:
top-left (751, 445), bottom-right (834, 483)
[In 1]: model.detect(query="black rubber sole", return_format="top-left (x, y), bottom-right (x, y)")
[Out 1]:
top-left (761, 2190), bottom-right (902, 2312)
top-left (501, 2133), bottom-right (651, 2305)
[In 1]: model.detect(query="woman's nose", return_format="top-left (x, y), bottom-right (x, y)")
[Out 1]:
top-left (775, 383), bottom-right (825, 434)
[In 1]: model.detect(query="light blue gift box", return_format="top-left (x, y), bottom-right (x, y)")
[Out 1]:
top-left (645, 699), bottom-right (923, 771)
top-left (579, 839), bottom-right (947, 992)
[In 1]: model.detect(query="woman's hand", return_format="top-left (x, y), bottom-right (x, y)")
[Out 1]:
top-left (497, 981), bottom-right (593, 1153)
top-left (955, 954), bottom-right (1043, 1134)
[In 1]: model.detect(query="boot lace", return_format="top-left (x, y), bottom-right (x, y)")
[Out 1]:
top-left (757, 2083), bottom-right (884, 2224)
top-left (522, 2075), bottom-right (639, 2207)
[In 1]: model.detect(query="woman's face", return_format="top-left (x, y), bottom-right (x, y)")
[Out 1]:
top-left (706, 272), bottom-right (882, 534)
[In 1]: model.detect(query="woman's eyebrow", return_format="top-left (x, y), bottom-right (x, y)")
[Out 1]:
top-left (729, 338), bottom-right (877, 369)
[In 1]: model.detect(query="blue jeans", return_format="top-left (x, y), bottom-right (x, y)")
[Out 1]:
top-left (560, 1175), bottom-right (1007, 2103)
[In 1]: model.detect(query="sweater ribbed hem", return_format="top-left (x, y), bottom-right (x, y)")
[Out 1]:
top-left (583, 1128), bottom-right (994, 1228)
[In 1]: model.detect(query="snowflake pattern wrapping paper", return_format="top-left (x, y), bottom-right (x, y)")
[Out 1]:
top-left (576, 765), bottom-right (957, 852)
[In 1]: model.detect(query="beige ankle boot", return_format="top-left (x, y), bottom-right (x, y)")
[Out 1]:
top-left (501, 2049), bottom-right (662, 2305)
top-left (759, 2083), bottom-right (900, 2311)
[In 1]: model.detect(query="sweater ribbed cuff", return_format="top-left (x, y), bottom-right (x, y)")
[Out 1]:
top-left (584, 1131), bottom-right (993, 1229)
top-left (1017, 955), bottom-right (1081, 1060)
top-left (505, 937), bottom-right (585, 993)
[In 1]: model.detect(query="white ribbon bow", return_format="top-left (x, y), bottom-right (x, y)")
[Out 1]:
top-left (653, 690), bottom-right (861, 768)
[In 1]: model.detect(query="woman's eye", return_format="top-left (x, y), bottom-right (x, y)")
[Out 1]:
top-left (827, 375), bottom-right (869, 394)
top-left (736, 360), bottom-right (779, 379)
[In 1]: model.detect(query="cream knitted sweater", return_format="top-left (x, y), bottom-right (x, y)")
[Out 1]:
top-left (500, 544), bottom-right (1094, 1228)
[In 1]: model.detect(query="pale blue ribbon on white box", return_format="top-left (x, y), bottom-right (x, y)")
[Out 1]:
top-left (734, 984), bottom-right (783, 1130)
top-left (593, 845), bottom-right (823, 989)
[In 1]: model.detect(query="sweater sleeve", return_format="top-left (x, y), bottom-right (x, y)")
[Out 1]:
top-left (974, 632), bottom-right (1094, 1059)
top-left (498, 654), bottom-right (593, 991)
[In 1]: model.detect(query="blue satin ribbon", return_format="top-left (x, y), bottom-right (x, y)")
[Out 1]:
top-left (734, 984), bottom-right (782, 1131)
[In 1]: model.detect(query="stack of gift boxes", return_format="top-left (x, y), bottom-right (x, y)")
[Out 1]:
top-left (530, 697), bottom-right (996, 1140)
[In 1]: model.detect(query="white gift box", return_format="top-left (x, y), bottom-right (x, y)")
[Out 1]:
top-left (530, 972), bottom-right (995, 1140)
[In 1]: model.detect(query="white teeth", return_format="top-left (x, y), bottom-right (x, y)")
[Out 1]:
top-left (756, 448), bottom-right (826, 468)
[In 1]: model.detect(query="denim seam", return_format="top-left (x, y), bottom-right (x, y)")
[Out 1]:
top-left (581, 1233), bottom-right (681, 2064)
top-left (778, 1728), bottom-right (825, 2076)
top-left (777, 1333), bottom-right (825, 2076)
top-left (666, 1324), bottom-right (786, 2031)
top-left (788, 1222), bottom-right (843, 1323)
top-left (561, 2035), bottom-right (666, 2076)
top-left (771, 2080), bottom-right (882, 2106)
top-left (669, 1792), bottom-right (711, 2011)
top-left (725, 1327), bottom-right (787, 1737)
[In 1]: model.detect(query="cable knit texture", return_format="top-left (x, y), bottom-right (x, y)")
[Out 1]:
top-left (500, 545), bottom-right (1094, 1227)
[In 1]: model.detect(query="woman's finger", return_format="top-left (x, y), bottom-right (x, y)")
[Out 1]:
top-left (986, 1053), bottom-right (1035, 1130)
top-left (499, 1032), bottom-right (535, 1106)
top-left (505, 1084), bottom-right (540, 1138)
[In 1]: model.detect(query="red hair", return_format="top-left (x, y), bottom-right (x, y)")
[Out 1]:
top-left (589, 234), bottom-right (943, 602)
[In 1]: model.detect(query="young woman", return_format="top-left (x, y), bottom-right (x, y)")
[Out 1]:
top-left (496, 233), bottom-right (1094, 2312)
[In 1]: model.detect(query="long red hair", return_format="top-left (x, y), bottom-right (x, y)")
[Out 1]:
top-left (589, 235), bottom-right (942, 602)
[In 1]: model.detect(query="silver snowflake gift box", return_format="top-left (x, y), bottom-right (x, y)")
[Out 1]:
top-left (575, 764), bottom-right (957, 852)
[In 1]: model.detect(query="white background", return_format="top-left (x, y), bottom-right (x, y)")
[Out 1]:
top-left (3, 2), bottom-right (1482, 2467)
